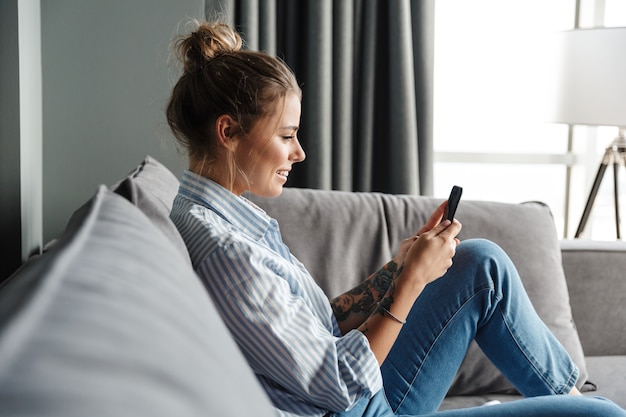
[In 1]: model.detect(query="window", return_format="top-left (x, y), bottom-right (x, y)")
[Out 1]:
top-left (433, 0), bottom-right (626, 240)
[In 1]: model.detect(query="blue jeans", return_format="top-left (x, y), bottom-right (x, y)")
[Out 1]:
top-left (332, 239), bottom-right (625, 417)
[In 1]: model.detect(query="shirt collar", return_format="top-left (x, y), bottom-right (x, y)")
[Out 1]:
top-left (178, 170), bottom-right (272, 241)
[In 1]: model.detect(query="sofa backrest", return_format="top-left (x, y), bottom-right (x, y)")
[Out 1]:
top-left (561, 239), bottom-right (626, 356)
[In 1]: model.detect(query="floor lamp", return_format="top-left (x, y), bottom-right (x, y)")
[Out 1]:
top-left (546, 27), bottom-right (626, 239)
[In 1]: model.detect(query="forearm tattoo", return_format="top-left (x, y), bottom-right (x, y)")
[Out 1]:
top-left (331, 280), bottom-right (374, 322)
top-left (331, 261), bottom-right (402, 323)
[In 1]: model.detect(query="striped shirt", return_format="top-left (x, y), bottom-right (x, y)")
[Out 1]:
top-left (170, 171), bottom-right (382, 417)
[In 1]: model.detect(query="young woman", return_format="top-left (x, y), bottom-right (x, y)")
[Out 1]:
top-left (167, 20), bottom-right (625, 417)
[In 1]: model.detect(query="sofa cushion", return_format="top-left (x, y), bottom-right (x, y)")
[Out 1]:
top-left (582, 356), bottom-right (626, 409)
top-left (110, 155), bottom-right (190, 264)
top-left (0, 186), bottom-right (275, 417)
top-left (561, 239), bottom-right (626, 356)
top-left (250, 189), bottom-right (589, 395)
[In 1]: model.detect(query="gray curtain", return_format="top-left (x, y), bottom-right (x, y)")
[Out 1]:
top-left (205, 0), bottom-right (434, 195)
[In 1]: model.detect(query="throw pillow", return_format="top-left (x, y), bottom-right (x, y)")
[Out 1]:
top-left (110, 155), bottom-right (189, 263)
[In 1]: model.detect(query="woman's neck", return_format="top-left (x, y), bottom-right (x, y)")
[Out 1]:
top-left (189, 157), bottom-right (244, 196)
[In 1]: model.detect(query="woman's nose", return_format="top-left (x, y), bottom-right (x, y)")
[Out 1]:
top-left (291, 139), bottom-right (306, 162)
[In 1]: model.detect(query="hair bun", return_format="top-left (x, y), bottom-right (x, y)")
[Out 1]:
top-left (178, 21), bottom-right (243, 73)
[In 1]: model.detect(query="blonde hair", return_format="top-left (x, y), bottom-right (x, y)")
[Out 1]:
top-left (166, 20), bottom-right (301, 186)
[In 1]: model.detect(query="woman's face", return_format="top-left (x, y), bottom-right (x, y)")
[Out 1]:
top-left (233, 92), bottom-right (305, 197)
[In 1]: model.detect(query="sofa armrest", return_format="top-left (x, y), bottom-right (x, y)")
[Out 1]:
top-left (561, 239), bottom-right (626, 356)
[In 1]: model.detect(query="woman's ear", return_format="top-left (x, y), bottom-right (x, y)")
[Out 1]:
top-left (215, 114), bottom-right (239, 151)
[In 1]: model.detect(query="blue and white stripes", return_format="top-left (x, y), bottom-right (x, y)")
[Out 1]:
top-left (170, 171), bottom-right (382, 417)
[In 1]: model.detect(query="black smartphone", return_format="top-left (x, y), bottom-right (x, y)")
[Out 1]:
top-left (444, 185), bottom-right (463, 222)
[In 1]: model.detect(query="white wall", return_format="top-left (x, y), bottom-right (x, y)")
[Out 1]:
top-left (19, 0), bottom-right (43, 261)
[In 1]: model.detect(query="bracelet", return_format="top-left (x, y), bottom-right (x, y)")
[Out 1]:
top-left (376, 302), bottom-right (406, 324)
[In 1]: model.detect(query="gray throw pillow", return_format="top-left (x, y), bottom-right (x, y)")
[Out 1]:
top-left (110, 155), bottom-right (190, 264)
top-left (250, 189), bottom-right (589, 395)
top-left (0, 186), bottom-right (275, 417)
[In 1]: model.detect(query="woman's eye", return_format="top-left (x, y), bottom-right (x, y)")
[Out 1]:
top-left (283, 135), bottom-right (294, 141)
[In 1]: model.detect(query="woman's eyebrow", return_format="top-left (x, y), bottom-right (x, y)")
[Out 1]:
top-left (280, 125), bottom-right (299, 131)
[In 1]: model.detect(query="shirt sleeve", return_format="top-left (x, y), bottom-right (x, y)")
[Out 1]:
top-left (199, 239), bottom-right (383, 413)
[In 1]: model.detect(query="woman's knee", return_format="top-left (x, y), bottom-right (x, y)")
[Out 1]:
top-left (457, 238), bottom-right (504, 257)
top-left (452, 238), bottom-right (520, 291)
top-left (455, 238), bottom-right (512, 271)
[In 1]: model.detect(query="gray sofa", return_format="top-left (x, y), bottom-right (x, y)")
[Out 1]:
top-left (1, 156), bottom-right (625, 416)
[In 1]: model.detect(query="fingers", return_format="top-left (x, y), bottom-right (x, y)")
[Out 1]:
top-left (418, 201), bottom-right (447, 235)
top-left (423, 218), bottom-right (461, 239)
top-left (402, 225), bottom-right (458, 285)
top-left (397, 207), bottom-right (462, 287)
top-left (436, 219), bottom-right (462, 240)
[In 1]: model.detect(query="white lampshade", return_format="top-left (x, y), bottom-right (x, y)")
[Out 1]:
top-left (546, 27), bottom-right (626, 127)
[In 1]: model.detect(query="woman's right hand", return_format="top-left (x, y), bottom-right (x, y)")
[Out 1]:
top-left (400, 218), bottom-right (462, 289)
